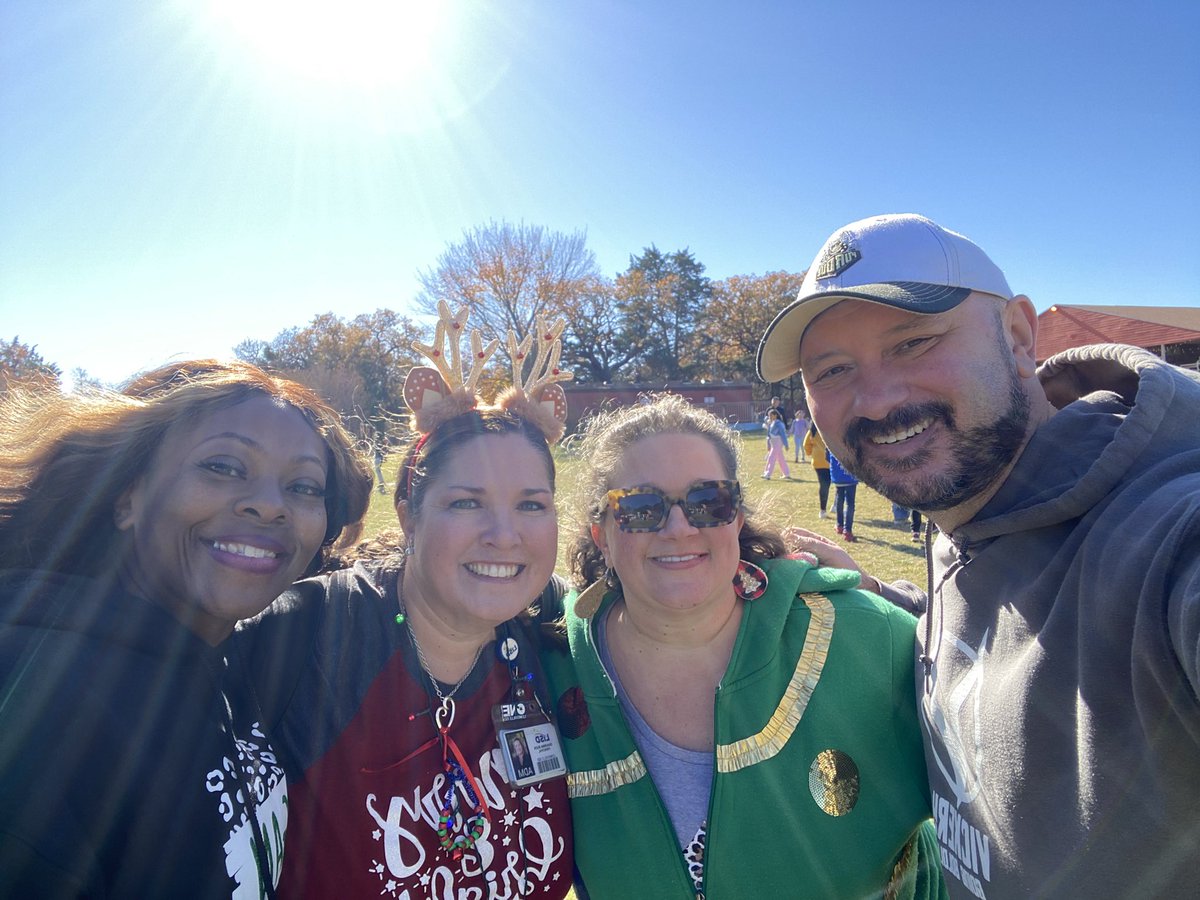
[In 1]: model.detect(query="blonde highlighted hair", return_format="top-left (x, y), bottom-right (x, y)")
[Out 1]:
top-left (0, 359), bottom-right (373, 577)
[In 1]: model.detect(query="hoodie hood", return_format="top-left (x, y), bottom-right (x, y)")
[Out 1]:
top-left (950, 343), bottom-right (1200, 549)
top-left (915, 344), bottom-right (1200, 896)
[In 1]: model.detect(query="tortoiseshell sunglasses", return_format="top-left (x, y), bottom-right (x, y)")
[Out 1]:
top-left (604, 480), bottom-right (742, 533)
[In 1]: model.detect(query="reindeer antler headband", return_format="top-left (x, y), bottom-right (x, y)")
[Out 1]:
top-left (402, 301), bottom-right (573, 444)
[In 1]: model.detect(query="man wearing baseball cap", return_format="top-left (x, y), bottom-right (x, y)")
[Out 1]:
top-left (759, 213), bottom-right (1200, 897)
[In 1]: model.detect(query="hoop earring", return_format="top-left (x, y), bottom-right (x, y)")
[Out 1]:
top-left (733, 559), bottom-right (768, 601)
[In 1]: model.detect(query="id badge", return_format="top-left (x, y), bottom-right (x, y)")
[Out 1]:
top-left (493, 677), bottom-right (567, 786)
top-left (498, 722), bottom-right (567, 786)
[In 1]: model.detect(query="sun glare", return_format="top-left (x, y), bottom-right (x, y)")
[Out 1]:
top-left (180, 0), bottom-right (504, 134)
top-left (204, 0), bottom-right (452, 92)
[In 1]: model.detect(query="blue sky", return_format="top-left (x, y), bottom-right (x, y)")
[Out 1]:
top-left (2, 0), bottom-right (1197, 386)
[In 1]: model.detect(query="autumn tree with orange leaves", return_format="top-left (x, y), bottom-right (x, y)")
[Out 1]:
top-left (0, 337), bottom-right (62, 395)
top-left (703, 271), bottom-right (805, 382)
top-left (235, 309), bottom-right (428, 439)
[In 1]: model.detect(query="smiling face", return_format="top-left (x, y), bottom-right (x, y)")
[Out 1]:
top-left (594, 432), bottom-right (744, 616)
top-left (116, 395), bottom-right (331, 645)
top-left (400, 433), bottom-right (558, 635)
top-left (800, 293), bottom-right (1043, 525)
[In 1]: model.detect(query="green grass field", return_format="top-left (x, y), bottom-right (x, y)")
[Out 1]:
top-left (365, 432), bottom-right (926, 589)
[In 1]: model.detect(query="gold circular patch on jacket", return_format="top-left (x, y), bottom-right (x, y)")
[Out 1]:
top-left (808, 749), bottom-right (860, 816)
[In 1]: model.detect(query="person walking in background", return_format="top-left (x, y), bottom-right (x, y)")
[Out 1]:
top-left (373, 441), bottom-right (387, 494)
top-left (910, 508), bottom-right (924, 543)
top-left (892, 503), bottom-right (925, 543)
top-left (888, 501), bottom-right (921, 542)
top-left (827, 449), bottom-right (859, 542)
top-left (791, 407), bottom-right (809, 462)
top-left (803, 424), bottom-right (831, 518)
top-left (761, 409), bottom-right (791, 480)
top-left (767, 395), bottom-right (788, 426)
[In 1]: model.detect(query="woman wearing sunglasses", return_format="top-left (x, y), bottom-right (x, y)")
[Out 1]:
top-left (544, 393), bottom-right (944, 899)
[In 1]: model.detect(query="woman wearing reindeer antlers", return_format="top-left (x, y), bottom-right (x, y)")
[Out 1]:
top-left (235, 304), bottom-right (575, 898)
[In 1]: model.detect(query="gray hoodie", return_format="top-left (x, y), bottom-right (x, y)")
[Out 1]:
top-left (915, 344), bottom-right (1200, 899)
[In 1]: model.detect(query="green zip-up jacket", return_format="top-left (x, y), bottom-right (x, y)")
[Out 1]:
top-left (543, 557), bottom-right (945, 899)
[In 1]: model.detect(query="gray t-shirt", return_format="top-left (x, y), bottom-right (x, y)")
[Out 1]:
top-left (596, 607), bottom-right (712, 849)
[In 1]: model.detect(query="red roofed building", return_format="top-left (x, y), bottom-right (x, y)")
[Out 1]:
top-left (1036, 305), bottom-right (1200, 370)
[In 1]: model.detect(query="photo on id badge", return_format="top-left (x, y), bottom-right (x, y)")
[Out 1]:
top-left (504, 729), bottom-right (536, 781)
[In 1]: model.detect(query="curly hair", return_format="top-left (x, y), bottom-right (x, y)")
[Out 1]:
top-left (0, 359), bottom-right (373, 578)
top-left (564, 393), bottom-right (786, 589)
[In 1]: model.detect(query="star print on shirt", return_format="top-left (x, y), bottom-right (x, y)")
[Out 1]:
top-left (503, 809), bottom-right (517, 827)
top-left (523, 785), bottom-right (545, 810)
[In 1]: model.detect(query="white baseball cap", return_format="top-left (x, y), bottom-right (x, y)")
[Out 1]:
top-left (756, 214), bottom-right (1013, 382)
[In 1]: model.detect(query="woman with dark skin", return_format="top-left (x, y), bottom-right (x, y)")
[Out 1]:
top-left (0, 360), bottom-right (371, 898)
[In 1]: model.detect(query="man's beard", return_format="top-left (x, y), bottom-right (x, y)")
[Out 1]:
top-left (841, 362), bottom-right (1030, 512)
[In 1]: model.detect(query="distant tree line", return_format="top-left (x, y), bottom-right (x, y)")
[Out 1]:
top-left (2, 221), bottom-right (807, 441)
top-left (1, 337), bottom-right (64, 394)
top-left (233, 220), bottom-right (806, 440)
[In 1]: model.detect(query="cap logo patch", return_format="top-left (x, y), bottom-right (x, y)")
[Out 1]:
top-left (814, 238), bottom-right (861, 281)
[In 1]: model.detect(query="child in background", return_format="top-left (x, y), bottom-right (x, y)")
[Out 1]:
top-left (827, 449), bottom-right (859, 542)
top-left (804, 425), bottom-right (831, 518)
top-left (762, 409), bottom-right (791, 480)
top-left (791, 408), bottom-right (809, 463)
top-left (891, 503), bottom-right (924, 542)
top-left (911, 509), bottom-right (924, 543)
